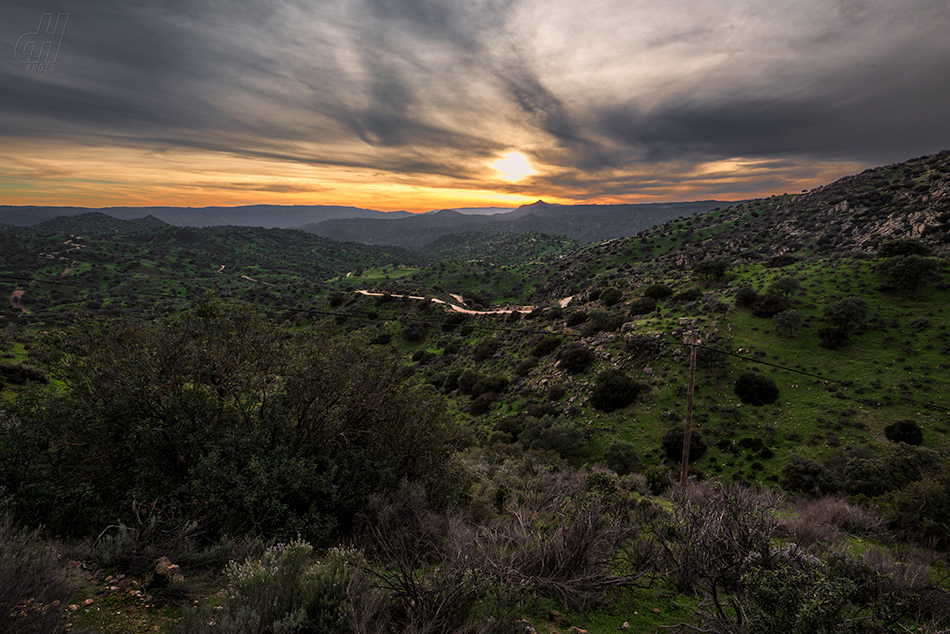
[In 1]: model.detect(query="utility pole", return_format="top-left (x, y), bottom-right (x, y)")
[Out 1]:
top-left (680, 331), bottom-right (698, 493)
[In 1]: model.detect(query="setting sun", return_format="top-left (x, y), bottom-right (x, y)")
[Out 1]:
top-left (490, 151), bottom-right (537, 182)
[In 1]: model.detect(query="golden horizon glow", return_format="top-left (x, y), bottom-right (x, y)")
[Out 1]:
top-left (489, 151), bottom-right (537, 182)
top-left (0, 140), bottom-right (864, 213)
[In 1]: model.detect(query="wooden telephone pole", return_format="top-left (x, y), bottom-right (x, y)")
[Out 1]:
top-left (679, 332), bottom-right (698, 493)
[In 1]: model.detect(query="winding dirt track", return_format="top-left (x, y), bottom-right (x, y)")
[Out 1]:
top-left (355, 289), bottom-right (572, 315)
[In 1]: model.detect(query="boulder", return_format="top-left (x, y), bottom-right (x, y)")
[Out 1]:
top-left (143, 556), bottom-right (183, 589)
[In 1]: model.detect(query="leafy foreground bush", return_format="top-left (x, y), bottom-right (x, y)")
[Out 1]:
top-left (0, 300), bottom-right (461, 541)
top-left (658, 483), bottom-right (942, 633)
top-left (0, 512), bottom-right (90, 634)
top-left (178, 541), bottom-right (386, 634)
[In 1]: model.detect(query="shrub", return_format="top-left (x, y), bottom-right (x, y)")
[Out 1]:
top-left (530, 336), bottom-right (561, 357)
top-left (442, 313), bottom-right (469, 332)
top-left (514, 357), bottom-right (537, 377)
top-left (780, 456), bottom-right (845, 496)
top-left (628, 296), bottom-right (656, 316)
top-left (558, 344), bottom-right (595, 374)
top-left (471, 375), bottom-right (508, 398)
top-left (693, 258), bottom-right (730, 281)
top-left (643, 284), bottom-right (674, 300)
top-left (458, 369), bottom-right (484, 394)
top-left (181, 540), bottom-right (372, 634)
top-left (734, 371), bottom-right (779, 406)
top-left (0, 512), bottom-right (77, 634)
top-left (402, 322), bottom-right (427, 343)
top-left (821, 296), bottom-right (869, 347)
top-left (672, 287), bottom-right (703, 302)
top-left (1, 302), bottom-right (460, 540)
top-left (751, 293), bottom-right (788, 318)
top-left (518, 416), bottom-right (587, 458)
top-left (600, 287), bottom-right (623, 306)
top-left (842, 443), bottom-right (942, 497)
top-left (876, 255), bottom-right (938, 297)
top-left (884, 419), bottom-right (923, 446)
top-left (604, 441), bottom-right (641, 475)
top-left (735, 285), bottom-right (758, 308)
top-left (661, 426), bottom-right (707, 463)
top-left (772, 309), bottom-right (803, 337)
top-left (472, 339), bottom-right (499, 361)
top-left (468, 392), bottom-right (496, 415)
top-left (566, 311), bottom-right (588, 327)
top-left (878, 238), bottom-right (932, 257)
top-left (590, 370), bottom-right (647, 412)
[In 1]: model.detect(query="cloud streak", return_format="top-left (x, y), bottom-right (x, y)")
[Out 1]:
top-left (1, 0), bottom-right (948, 209)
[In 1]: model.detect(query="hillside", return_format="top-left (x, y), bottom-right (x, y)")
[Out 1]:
top-left (0, 204), bottom-right (408, 228)
top-left (301, 200), bottom-right (728, 247)
top-left (2, 150), bottom-right (950, 634)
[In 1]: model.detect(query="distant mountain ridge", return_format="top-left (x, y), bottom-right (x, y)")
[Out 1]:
top-left (301, 200), bottom-right (731, 247)
top-left (0, 204), bottom-right (409, 229)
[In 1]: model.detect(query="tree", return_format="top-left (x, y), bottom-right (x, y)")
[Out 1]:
top-left (876, 255), bottom-right (938, 298)
top-left (600, 287), bottom-right (623, 306)
top-left (661, 426), bottom-right (707, 463)
top-left (820, 296), bottom-right (868, 348)
top-left (558, 343), bottom-right (595, 374)
top-left (772, 309), bottom-right (803, 337)
top-left (1, 300), bottom-right (460, 539)
top-left (751, 293), bottom-right (788, 318)
top-left (629, 296), bottom-right (656, 316)
top-left (877, 238), bottom-right (931, 258)
top-left (643, 284), bottom-right (674, 300)
top-left (590, 369), bottom-right (646, 412)
top-left (884, 419), bottom-right (923, 446)
top-left (604, 441), bottom-right (641, 475)
top-left (734, 371), bottom-right (779, 406)
top-left (694, 258), bottom-right (730, 282)
top-left (768, 276), bottom-right (801, 299)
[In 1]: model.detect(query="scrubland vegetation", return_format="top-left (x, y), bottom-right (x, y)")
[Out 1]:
top-left (2, 150), bottom-right (950, 632)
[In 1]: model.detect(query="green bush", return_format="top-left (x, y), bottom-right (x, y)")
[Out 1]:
top-left (734, 372), bottom-right (780, 406)
top-left (600, 287), bottom-right (623, 306)
top-left (628, 296), bottom-right (656, 316)
top-left (643, 284), bottom-right (674, 300)
top-left (471, 375), bottom-right (509, 398)
top-left (0, 301), bottom-right (461, 540)
top-left (878, 238), bottom-right (932, 257)
top-left (558, 344), bottom-right (595, 374)
top-left (661, 427), bottom-right (706, 463)
top-left (0, 512), bottom-right (78, 634)
top-left (565, 311), bottom-right (588, 327)
top-left (735, 285), bottom-right (758, 308)
top-left (590, 370), bottom-right (647, 412)
top-left (751, 293), bottom-right (788, 318)
top-left (672, 287), bottom-right (703, 302)
top-left (604, 441), bottom-right (641, 475)
top-left (884, 420), bottom-right (923, 446)
top-left (780, 456), bottom-right (845, 496)
top-left (518, 416), bottom-right (588, 458)
top-left (530, 336), bottom-right (561, 357)
top-left (181, 540), bottom-right (372, 634)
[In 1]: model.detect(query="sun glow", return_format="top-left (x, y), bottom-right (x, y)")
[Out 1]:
top-left (489, 151), bottom-right (537, 182)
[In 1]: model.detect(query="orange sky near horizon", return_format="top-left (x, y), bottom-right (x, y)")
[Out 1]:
top-left (0, 139), bottom-right (862, 213)
top-left (2, 2), bottom-right (946, 215)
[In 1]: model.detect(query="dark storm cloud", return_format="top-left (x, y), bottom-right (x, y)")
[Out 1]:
top-left (2, 0), bottom-right (949, 201)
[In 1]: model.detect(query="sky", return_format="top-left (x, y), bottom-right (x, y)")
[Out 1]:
top-left (1, 0), bottom-right (949, 213)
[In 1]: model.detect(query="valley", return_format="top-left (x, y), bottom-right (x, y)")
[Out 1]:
top-left (2, 149), bottom-right (950, 634)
